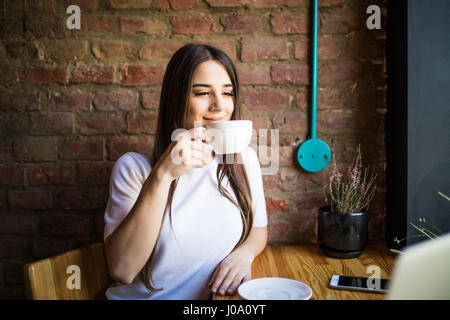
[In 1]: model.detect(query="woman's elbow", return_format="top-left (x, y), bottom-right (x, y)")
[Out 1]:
top-left (107, 260), bottom-right (136, 285)
top-left (111, 271), bottom-right (134, 285)
top-left (105, 239), bottom-right (135, 285)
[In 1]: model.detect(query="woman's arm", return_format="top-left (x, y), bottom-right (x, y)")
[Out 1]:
top-left (208, 226), bottom-right (268, 296)
top-left (105, 165), bottom-right (174, 285)
top-left (105, 128), bottom-right (213, 284)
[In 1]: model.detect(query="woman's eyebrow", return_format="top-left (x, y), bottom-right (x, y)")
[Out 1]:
top-left (192, 83), bottom-right (233, 88)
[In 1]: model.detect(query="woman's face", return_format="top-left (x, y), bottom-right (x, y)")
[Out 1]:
top-left (186, 60), bottom-right (235, 129)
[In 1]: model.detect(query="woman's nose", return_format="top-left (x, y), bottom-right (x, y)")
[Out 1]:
top-left (210, 91), bottom-right (225, 111)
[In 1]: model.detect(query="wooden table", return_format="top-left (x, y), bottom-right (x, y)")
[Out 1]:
top-left (214, 243), bottom-right (397, 300)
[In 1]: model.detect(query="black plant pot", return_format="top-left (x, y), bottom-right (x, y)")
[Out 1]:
top-left (318, 206), bottom-right (368, 259)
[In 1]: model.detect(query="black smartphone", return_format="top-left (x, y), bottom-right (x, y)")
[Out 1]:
top-left (329, 275), bottom-right (390, 294)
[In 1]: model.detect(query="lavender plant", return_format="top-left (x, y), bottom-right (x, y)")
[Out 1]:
top-left (324, 145), bottom-right (377, 215)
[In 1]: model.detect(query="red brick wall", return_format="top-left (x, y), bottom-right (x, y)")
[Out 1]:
top-left (0, 0), bottom-right (386, 298)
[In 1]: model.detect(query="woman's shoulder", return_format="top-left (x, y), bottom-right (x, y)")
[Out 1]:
top-left (241, 146), bottom-right (261, 175)
top-left (242, 145), bottom-right (259, 165)
top-left (112, 151), bottom-right (152, 182)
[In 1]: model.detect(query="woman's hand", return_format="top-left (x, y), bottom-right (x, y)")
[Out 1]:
top-left (208, 248), bottom-right (254, 296)
top-left (157, 127), bottom-right (214, 181)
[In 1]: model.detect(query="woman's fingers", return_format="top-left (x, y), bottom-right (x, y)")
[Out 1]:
top-left (225, 275), bottom-right (244, 295)
top-left (218, 272), bottom-right (240, 296)
top-left (189, 126), bottom-right (207, 142)
top-left (187, 139), bottom-right (214, 164)
top-left (212, 268), bottom-right (245, 296)
top-left (208, 248), bottom-right (254, 296)
top-left (178, 149), bottom-right (202, 167)
top-left (169, 127), bottom-right (214, 172)
top-left (209, 259), bottom-right (245, 296)
top-left (202, 143), bottom-right (215, 162)
top-left (225, 273), bottom-right (251, 295)
top-left (190, 139), bottom-right (204, 151)
top-left (188, 149), bottom-right (203, 161)
top-left (211, 267), bottom-right (233, 295)
top-left (208, 268), bottom-right (219, 289)
top-left (164, 127), bottom-right (213, 179)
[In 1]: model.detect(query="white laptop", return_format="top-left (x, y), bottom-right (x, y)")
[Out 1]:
top-left (386, 232), bottom-right (450, 300)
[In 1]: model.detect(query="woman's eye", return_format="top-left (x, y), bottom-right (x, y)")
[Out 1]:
top-left (194, 92), bottom-right (234, 97)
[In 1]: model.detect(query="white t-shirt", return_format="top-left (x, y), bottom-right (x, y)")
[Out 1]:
top-left (103, 146), bottom-right (268, 300)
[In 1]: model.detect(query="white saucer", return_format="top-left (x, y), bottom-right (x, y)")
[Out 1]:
top-left (238, 277), bottom-right (313, 300)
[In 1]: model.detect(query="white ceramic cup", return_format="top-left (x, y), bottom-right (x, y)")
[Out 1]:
top-left (205, 120), bottom-right (253, 154)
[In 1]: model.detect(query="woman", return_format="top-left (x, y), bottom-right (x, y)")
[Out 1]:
top-left (104, 43), bottom-right (268, 299)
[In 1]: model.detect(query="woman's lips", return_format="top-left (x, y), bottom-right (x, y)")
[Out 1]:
top-left (203, 117), bottom-right (225, 122)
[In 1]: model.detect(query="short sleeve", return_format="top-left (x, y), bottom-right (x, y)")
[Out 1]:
top-left (243, 146), bottom-right (268, 228)
top-left (104, 152), bottom-right (152, 241)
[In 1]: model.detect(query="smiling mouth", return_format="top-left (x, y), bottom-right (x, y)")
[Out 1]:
top-left (203, 116), bottom-right (225, 122)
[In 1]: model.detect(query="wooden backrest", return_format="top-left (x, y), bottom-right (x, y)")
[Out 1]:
top-left (24, 242), bottom-right (113, 300)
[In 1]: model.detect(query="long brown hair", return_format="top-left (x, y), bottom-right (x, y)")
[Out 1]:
top-left (139, 43), bottom-right (254, 291)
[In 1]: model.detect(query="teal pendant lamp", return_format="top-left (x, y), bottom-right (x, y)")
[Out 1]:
top-left (297, 0), bottom-right (331, 173)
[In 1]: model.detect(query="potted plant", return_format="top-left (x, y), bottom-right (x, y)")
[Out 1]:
top-left (318, 145), bottom-right (377, 259)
